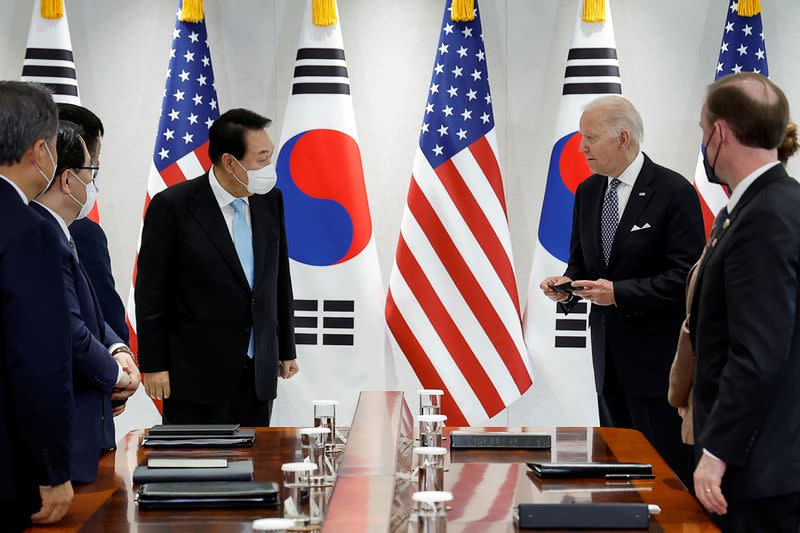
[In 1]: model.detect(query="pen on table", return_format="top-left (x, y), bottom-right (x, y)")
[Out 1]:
top-left (604, 473), bottom-right (655, 480)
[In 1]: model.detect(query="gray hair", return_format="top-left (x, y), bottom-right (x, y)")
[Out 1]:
top-left (0, 81), bottom-right (58, 166)
top-left (584, 95), bottom-right (644, 148)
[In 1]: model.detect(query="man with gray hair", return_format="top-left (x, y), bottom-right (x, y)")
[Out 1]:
top-left (0, 81), bottom-right (74, 529)
top-left (540, 95), bottom-right (704, 484)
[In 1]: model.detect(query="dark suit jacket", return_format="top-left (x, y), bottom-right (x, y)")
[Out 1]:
top-left (563, 154), bottom-right (705, 398)
top-left (32, 203), bottom-right (122, 484)
top-left (690, 163), bottom-right (800, 501)
top-left (71, 217), bottom-right (130, 344)
top-left (135, 173), bottom-right (296, 404)
top-left (0, 179), bottom-right (73, 507)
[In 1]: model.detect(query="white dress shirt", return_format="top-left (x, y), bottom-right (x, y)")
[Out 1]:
top-left (605, 151), bottom-right (645, 221)
top-left (0, 173), bottom-right (29, 204)
top-left (33, 201), bottom-right (126, 382)
top-left (727, 160), bottom-right (781, 212)
top-left (209, 166), bottom-right (251, 238)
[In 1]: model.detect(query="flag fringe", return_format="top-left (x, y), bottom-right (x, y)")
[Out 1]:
top-left (582, 0), bottom-right (606, 22)
top-left (41, 0), bottom-right (64, 19)
top-left (312, 0), bottom-right (337, 26)
top-left (179, 0), bottom-right (204, 23)
top-left (451, 0), bottom-right (475, 22)
top-left (738, 0), bottom-right (761, 16)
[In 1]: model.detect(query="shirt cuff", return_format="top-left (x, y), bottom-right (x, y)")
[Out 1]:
top-left (108, 343), bottom-right (128, 355)
top-left (116, 361), bottom-right (125, 384)
top-left (703, 448), bottom-right (722, 462)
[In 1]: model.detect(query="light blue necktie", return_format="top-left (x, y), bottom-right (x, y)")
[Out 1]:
top-left (231, 199), bottom-right (255, 358)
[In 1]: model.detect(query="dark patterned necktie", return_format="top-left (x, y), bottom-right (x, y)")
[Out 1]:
top-left (68, 238), bottom-right (79, 262)
top-left (601, 178), bottom-right (621, 265)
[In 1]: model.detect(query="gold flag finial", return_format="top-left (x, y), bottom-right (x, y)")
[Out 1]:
top-left (312, 0), bottom-right (337, 26)
top-left (738, 0), bottom-right (761, 17)
top-left (451, 0), bottom-right (475, 22)
top-left (583, 0), bottom-right (606, 22)
top-left (41, 0), bottom-right (64, 19)
top-left (179, 0), bottom-right (204, 23)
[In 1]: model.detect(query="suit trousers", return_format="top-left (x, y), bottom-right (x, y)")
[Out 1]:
top-left (711, 492), bottom-right (800, 533)
top-left (163, 357), bottom-right (273, 427)
top-left (0, 486), bottom-right (38, 532)
top-left (599, 350), bottom-right (692, 489)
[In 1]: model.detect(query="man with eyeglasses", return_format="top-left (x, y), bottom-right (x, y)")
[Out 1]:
top-left (31, 120), bottom-right (140, 484)
top-left (57, 104), bottom-right (130, 349)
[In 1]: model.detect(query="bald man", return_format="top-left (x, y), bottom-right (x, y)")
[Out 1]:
top-left (540, 96), bottom-right (705, 485)
top-left (690, 73), bottom-right (800, 531)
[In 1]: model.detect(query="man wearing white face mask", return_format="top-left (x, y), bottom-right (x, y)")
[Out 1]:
top-left (136, 108), bottom-right (297, 426)
top-left (0, 81), bottom-right (75, 530)
top-left (31, 121), bottom-right (140, 484)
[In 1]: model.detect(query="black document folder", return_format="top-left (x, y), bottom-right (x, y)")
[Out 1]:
top-left (148, 424), bottom-right (240, 437)
top-left (527, 462), bottom-right (653, 479)
top-left (516, 503), bottom-right (650, 529)
top-left (136, 481), bottom-right (280, 509)
top-left (142, 429), bottom-right (256, 448)
top-left (132, 459), bottom-right (254, 484)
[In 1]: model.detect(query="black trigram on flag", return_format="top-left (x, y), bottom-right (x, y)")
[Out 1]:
top-left (553, 302), bottom-right (589, 349)
top-left (291, 48), bottom-right (350, 95)
top-left (562, 47), bottom-right (621, 96)
top-left (294, 299), bottom-right (355, 346)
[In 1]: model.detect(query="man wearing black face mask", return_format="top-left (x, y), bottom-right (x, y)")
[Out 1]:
top-left (690, 73), bottom-right (800, 532)
top-left (136, 108), bottom-right (297, 426)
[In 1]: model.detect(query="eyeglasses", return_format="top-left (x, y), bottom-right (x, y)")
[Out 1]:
top-left (74, 165), bottom-right (100, 183)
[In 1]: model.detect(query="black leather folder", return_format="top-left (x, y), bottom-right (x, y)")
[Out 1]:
top-left (527, 462), bottom-right (653, 479)
top-left (148, 424), bottom-right (240, 437)
top-left (516, 503), bottom-right (650, 529)
top-left (136, 481), bottom-right (280, 509)
top-left (132, 459), bottom-right (254, 484)
top-left (142, 429), bottom-right (256, 448)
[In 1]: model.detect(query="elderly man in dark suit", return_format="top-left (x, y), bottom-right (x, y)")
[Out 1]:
top-left (0, 81), bottom-right (74, 530)
top-left (690, 73), bottom-right (800, 532)
top-left (540, 96), bottom-right (705, 485)
top-left (136, 108), bottom-right (297, 426)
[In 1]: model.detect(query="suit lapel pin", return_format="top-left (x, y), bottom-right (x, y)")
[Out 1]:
top-left (723, 218), bottom-right (731, 229)
top-left (638, 192), bottom-right (646, 197)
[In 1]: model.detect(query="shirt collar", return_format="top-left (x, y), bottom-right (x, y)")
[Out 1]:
top-left (209, 166), bottom-right (249, 210)
top-left (33, 201), bottom-right (71, 241)
top-left (608, 151), bottom-right (644, 187)
top-left (727, 160), bottom-right (781, 212)
top-left (0, 173), bottom-right (30, 205)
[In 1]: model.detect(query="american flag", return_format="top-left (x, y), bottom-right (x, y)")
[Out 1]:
top-left (126, 0), bottom-right (220, 372)
top-left (694, 0), bottom-right (768, 235)
top-left (386, 0), bottom-right (533, 426)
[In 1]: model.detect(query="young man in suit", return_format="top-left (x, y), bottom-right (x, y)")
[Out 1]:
top-left (32, 121), bottom-right (140, 483)
top-left (57, 103), bottom-right (130, 345)
top-left (136, 108), bottom-right (297, 426)
top-left (0, 81), bottom-right (73, 530)
top-left (690, 73), bottom-right (800, 532)
top-left (539, 96), bottom-right (705, 485)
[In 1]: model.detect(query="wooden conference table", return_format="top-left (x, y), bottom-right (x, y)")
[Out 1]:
top-left (27, 391), bottom-right (717, 532)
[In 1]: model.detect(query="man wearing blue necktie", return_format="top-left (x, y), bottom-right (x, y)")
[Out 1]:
top-left (136, 109), bottom-right (297, 426)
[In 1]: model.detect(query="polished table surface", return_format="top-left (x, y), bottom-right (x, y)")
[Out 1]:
top-left (25, 392), bottom-right (717, 532)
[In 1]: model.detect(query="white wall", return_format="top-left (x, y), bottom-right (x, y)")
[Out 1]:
top-left (2, 0), bottom-right (799, 424)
